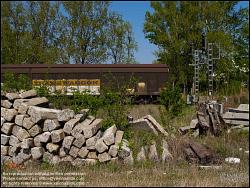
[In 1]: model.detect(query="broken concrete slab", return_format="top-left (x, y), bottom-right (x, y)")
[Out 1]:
top-left (9, 135), bottom-right (20, 147)
top-left (72, 135), bottom-right (85, 148)
top-left (108, 145), bottom-right (118, 157)
top-left (51, 129), bottom-right (65, 143)
top-left (115, 130), bottom-right (124, 146)
top-left (63, 118), bottom-right (80, 135)
top-left (83, 118), bottom-right (102, 139)
top-left (20, 138), bottom-right (34, 149)
top-left (59, 147), bottom-right (67, 157)
top-left (71, 122), bottom-right (85, 138)
top-left (69, 146), bottom-right (80, 158)
top-left (8, 146), bottom-right (20, 157)
top-left (162, 140), bottom-right (173, 162)
top-left (27, 97), bottom-right (49, 107)
top-left (57, 109), bottom-right (75, 122)
top-left (38, 132), bottom-right (51, 143)
top-left (1, 145), bottom-right (9, 155)
top-left (179, 119), bottom-right (199, 135)
top-left (15, 114), bottom-right (28, 126)
top-left (86, 130), bottom-right (102, 150)
top-left (2, 100), bottom-right (12, 109)
top-left (31, 147), bottom-right (44, 159)
top-left (62, 136), bottom-right (74, 150)
top-left (223, 112), bottom-right (249, 120)
top-left (19, 90), bottom-right (37, 99)
top-left (22, 117), bottom-right (35, 130)
top-left (87, 151), bottom-right (98, 159)
top-left (95, 138), bottom-right (108, 153)
top-left (1, 117), bottom-right (6, 126)
top-left (6, 93), bottom-right (21, 101)
top-left (46, 143), bottom-right (60, 153)
top-left (1, 134), bottom-right (10, 145)
top-left (12, 125), bottom-right (22, 137)
top-left (16, 128), bottom-right (30, 142)
top-left (130, 118), bottom-right (158, 135)
top-left (98, 152), bottom-right (111, 162)
top-left (78, 147), bottom-right (89, 158)
top-left (1, 123), bottom-right (14, 135)
top-left (28, 106), bottom-right (61, 123)
top-left (18, 103), bottom-right (29, 114)
top-left (145, 115), bottom-right (169, 137)
top-left (2, 108), bottom-right (18, 122)
top-left (102, 125), bottom-right (117, 146)
top-left (28, 124), bottom-right (42, 137)
top-left (43, 119), bottom-right (61, 132)
top-left (13, 99), bottom-right (30, 109)
top-left (136, 146), bottom-right (146, 161)
top-left (148, 141), bottom-right (159, 162)
top-left (118, 140), bottom-right (131, 160)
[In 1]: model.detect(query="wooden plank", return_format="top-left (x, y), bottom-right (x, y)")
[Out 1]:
top-left (223, 112), bottom-right (249, 120)
top-left (224, 119), bottom-right (249, 126)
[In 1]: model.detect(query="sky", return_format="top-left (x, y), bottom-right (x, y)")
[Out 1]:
top-left (110, 1), bottom-right (249, 64)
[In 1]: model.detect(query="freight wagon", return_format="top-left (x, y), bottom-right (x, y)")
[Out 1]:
top-left (1, 64), bottom-right (170, 103)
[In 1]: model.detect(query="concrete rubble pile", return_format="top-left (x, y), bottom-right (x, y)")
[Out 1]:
top-left (179, 101), bottom-right (228, 137)
top-left (179, 101), bottom-right (249, 137)
top-left (1, 89), bottom-right (134, 166)
top-left (223, 104), bottom-right (249, 132)
top-left (129, 114), bottom-right (169, 137)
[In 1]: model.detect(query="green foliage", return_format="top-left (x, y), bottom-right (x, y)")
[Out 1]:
top-left (1, 72), bottom-right (32, 92)
top-left (100, 73), bottom-right (138, 130)
top-left (144, 1), bottom-right (249, 91)
top-left (159, 84), bottom-right (184, 117)
top-left (101, 118), bottom-right (116, 132)
top-left (1, 1), bottom-right (137, 64)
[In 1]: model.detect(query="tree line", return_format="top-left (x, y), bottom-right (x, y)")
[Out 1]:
top-left (143, 1), bottom-right (249, 93)
top-left (1, 1), bottom-right (137, 64)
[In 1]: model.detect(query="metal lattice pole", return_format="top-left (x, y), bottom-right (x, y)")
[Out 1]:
top-left (194, 50), bottom-right (200, 95)
top-left (208, 43), bottom-right (213, 96)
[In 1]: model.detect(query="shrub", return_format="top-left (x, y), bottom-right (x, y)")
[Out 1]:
top-left (159, 84), bottom-right (185, 117)
top-left (2, 72), bottom-right (32, 92)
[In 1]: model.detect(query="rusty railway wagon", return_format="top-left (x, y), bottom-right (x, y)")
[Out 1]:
top-left (1, 64), bottom-right (170, 103)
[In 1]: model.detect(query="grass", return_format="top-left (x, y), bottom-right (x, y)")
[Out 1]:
top-left (1, 92), bottom-right (249, 187)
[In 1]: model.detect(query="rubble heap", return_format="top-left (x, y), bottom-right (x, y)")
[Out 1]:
top-left (1, 90), bottom-right (132, 166)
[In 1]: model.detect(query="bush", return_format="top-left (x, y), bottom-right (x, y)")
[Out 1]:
top-left (2, 72), bottom-right (32, 92)
top-left (159, 84), bottom-right (184, 117)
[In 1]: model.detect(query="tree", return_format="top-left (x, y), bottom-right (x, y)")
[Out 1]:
top-left (24, 1), bottom-right (62, 64)
top-left (1, 1), bottom-right (27, 64)
top-left (62, 1), bottom-right (109, 64)
top-left (106, 12), bottom-right (138, 64)
top-left (144, 1), bottom-right (249, 93)
top-left (1, 1), bottom-right (138, 65)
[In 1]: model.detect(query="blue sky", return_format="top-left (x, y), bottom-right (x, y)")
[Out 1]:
top-left (110, 1), bottom-right (249, 64)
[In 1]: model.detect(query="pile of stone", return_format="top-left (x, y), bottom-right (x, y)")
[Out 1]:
top-left (223, 104), bottom-right (249, 132)
top-left (179, 101), bottom-right (227, 137)
top-left (1, 90), bottom-right (132, 166)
